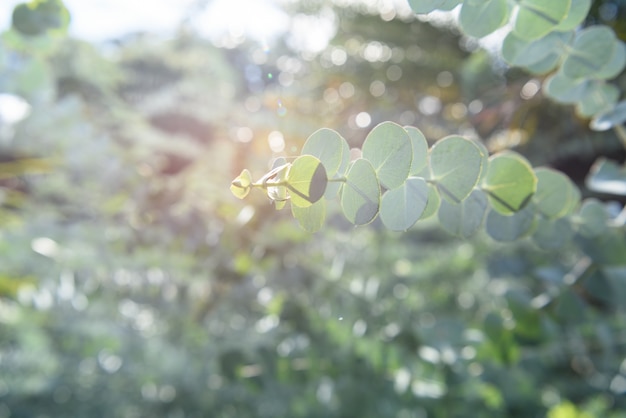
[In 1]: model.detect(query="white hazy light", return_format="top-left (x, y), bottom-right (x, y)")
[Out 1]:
top-left (355, 112), bottom-right (372, 128)
top-left (0, 93), bottom-right (31, 124)
top-left (268, 131), bottom-right (285, 152)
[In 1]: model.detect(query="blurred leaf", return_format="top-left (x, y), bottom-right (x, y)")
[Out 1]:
top-left (532, 217), bottom-right (574, 250)
top-left (544, 71), bottom-right (589, 104)
top-left (554, 0), bottom-right (591, 31)
top-left (533, 167), bottom-right (579, 219)
top-left (576, 198), bottom-right (608, 238)
top-left (502, 30), bottom-right (569, 67)
top-left (585, 158), bottom-right (626, 196)
top-left (459, 0), bottom-right (510, 38)
top-left (590, 100), bottom-right (626, 131)
top-left (576, 82), bottom-right (619, 118)
top-left (292, 198), bottom-right (326, 233)
top-left (562, 26), bottom-right (616, 79)
top-left (592, 41), bottom-right (626, 80)
top-left (485, 204), bottom-right (536, 242)
top-left (514, 0), bottom-right (571, 40)
top-left (12, 0), bottom-right (70, 37)
top-left (438, 188), bottom-right (487, 238)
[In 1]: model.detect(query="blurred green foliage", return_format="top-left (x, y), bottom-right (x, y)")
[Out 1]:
top-left (1, 1), bottom-right (626, 417)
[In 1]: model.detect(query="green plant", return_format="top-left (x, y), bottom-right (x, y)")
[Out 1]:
top-left (231, 0), bottom-right (626, 252)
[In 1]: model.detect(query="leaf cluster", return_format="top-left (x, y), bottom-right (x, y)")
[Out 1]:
top-left (409, 0), bottom-right (626, 131)
top-left (232, 121), bottom-right (624, 254)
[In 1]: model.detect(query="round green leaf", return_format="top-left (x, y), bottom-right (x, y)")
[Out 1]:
top-left (590, 101), bottom-right (626, 132)
top-left (514, 0), bottom-right (571, 40)
top-left (486, 205), bottom-right (536, 242)
top-left (405, 126), bottom-right (428, 176)
top-left (562, 26), bottom-right (616, 79)
top-left (459, 0), bottom-right (510, 38)
top-left (576, 198), bottom-right (608, 238)
top-left (429, 135), bottom-right (484, 204)
top-left (593, 41), bottom-right (626, 80)
top-left (532, 217), bottom-right (573, 250)
top-left (554, 0), bottom-right (591, 31)
top-left (543, 71), bottom-right (589, 104)
top-left (292, 198), bottom-right (326, 233)
top-left (362, 122), bottom-right (412, 190)
top-left (482, 152), bottom-right (537, 215)
top-left (380, 177), bottom-right (429, 231)
top-left (502, 30), bottom-right (569, 67)
top-left (302, 128), bottom-right (350, 198)
top-left (419, 183), bottom-right (441, 220)
top-left (438, 189), bottom-right (488, 238)
top-left (340, 159), bottom-right (380, 225)
top-left (576, 82), bottom-right (620, 118)
top-left (301, 128), bottom-right (349, 177)
top-left (287, 155), bottom-right (327, 208)
top-left (407, 0), bottom-right (462, 14)
top-left (533, 167), bottom-right (578, 219)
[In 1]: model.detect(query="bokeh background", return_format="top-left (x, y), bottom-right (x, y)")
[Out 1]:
top-left (1, 0), bottom-right (626, 417)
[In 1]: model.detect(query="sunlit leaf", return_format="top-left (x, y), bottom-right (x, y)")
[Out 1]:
top-left (438, 188), bottom-right (488, 238)
top-left (533, 167), bottom-right (578, 219)
top-left (340, 159), bottom-right (380, 225)
top-left (514, 0), bottom-right (571, 40)
top-left (292, 198), bottom-right (326, 233)
top-left (302, 128), bottom-right (350, 198)
top-left (419, 183), bottom-right (441, 220)
top-left (482, 152), bottom-right (537, 215)
top-left (585, 157), bottom-right (626, 195)
top-left (459, 0), bottom-right (510, 38)
top-left (562, 26), bottom-right (616, 79)
top-left (407, 0), bottom-right (462, 14)
top-left (362, 121), bottom-right (412, 190)
top-left (301, 128), bottom-right (349, 177)
top-left (405, 126), bottom-right (428, 176)
top-left (429, 135), bottom-right (484, 203)
top-left (230, 169), bottom-right (252, 199)
top-left (286, 155), bottom-right (327, 208)
top-left (486, 205), bottom-right (535, 242)
top-left (380, 177), bottom-right (428, 231)
top-left (590, 100), bottom-right (626, 131)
